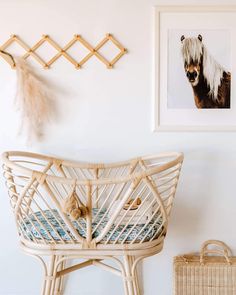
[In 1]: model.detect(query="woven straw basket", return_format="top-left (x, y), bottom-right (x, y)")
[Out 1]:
top-left (174, 240), bottom-right (236, 295)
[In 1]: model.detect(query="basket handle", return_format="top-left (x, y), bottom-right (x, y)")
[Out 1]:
top-left (200, 240), bottom-right (232, 265)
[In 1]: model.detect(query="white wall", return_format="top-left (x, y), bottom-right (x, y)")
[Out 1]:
top-left (0, 0), bottom-right (236, 294)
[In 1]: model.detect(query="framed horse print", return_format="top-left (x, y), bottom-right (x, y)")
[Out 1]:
top-left (154, 5), bottom-right (236, 131)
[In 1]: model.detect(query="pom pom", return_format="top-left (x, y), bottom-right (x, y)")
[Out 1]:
top-left (62, 190), bottom-right (87, 220)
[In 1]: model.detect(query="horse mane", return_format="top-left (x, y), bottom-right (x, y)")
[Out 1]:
top-left (181, 37), bottom-right (225, 100)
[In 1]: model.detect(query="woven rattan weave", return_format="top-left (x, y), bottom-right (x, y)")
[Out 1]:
top-left (174, 240), bottom-right (236, 295)
top-left (2, 151), bottom-right (183, 295)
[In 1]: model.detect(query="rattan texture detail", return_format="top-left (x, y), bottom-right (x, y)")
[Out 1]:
top-left (174, 240), bottom-right (236, 295)
top-left (2, 151), bottom-right (183, 295)
top-left (0, 34), bottom-right (127, 69)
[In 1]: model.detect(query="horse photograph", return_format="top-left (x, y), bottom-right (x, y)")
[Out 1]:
top-left (181, 34), bottom-right (231, 108)
top-left (167, 30), bottom-right (231, 109)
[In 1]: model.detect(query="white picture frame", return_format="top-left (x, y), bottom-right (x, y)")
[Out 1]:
top-left (154, 5), bottom-right (236, 131)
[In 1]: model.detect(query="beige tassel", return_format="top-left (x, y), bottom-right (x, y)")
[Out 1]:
top-left (15, 57), bottom-right (53, 140)
top-left (62, 189), bottom-right (88, 220)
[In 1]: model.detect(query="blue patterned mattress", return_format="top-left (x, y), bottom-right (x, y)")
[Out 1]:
top-left (21, 209), bottom-right (163, 244)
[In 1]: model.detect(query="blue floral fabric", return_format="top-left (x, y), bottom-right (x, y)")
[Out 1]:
top-left (21, 209), bottom-right (163, 244)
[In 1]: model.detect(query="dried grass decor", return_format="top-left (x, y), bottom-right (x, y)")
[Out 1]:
top-left (15, 57), bottom-right (54, 140)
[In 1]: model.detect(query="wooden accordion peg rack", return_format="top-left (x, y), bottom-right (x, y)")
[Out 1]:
top-left (0, 34), bottom-right (127, 69)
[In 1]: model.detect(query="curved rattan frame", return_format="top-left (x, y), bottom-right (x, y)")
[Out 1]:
top-left (2, 151), bottom-right (183, 295)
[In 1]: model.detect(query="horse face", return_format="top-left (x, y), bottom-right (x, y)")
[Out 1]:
top-left (184, 62), bottom-right (200, 86)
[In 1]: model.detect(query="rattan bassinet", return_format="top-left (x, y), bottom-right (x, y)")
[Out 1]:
top-left (2, 151), bottom-right (183, 295)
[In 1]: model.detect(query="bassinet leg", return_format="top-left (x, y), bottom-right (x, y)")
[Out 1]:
top-left (42, 255), bottom-right (56, 295)
top-left (56, 258), bottom-right (66, 294)
top-left (123, 256), bottom-right (136, 295)
top-left (51, 256), bottom-right (66, 295)
top-left (130, 256), bottom-right (141, 295)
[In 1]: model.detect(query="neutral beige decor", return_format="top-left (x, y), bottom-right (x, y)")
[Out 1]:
top-left (0, 52), bottom-right (53, 140)
top-left (174, 240), bottom-right (236, 295)
top-left (15, 57), bottom-right (53, 140)
top-left (2, 151), bottom-right (183, 295)
top-left (0, 34), bottom-right (127, 69)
